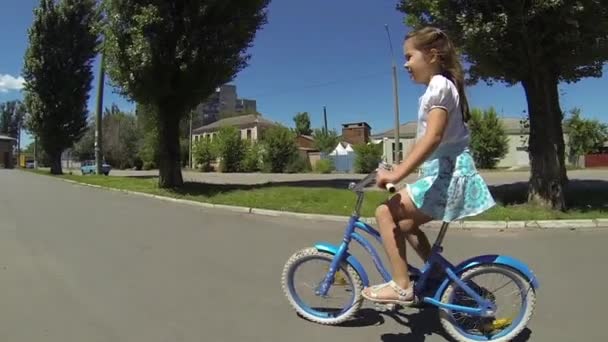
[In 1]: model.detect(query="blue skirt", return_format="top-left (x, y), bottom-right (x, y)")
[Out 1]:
top-left (405, 147), bottom-right (496, 222)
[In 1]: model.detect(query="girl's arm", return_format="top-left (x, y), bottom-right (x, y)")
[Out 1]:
top-left (391, 108), bottom-right (448, 182)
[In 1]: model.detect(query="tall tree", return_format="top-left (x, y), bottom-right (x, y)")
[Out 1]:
top-left (103, 0), bottom-right (270, 187)
top-left (397, 0), bottom-right (608, 210)
top-left (22, 0), bottom-right (101, 174)
top-left (293, 112), bottom-right (312, 136)
top-left (0, 100), bottom-right (26, 139)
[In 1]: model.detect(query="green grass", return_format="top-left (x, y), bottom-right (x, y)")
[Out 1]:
top-left (29, 169), bottom-right (607, 221)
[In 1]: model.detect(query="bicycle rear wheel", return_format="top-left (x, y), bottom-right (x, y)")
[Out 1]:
top-left (281, 247), bottom-right (364, 325)
top-left (439, 264), bottom-right (536, 342)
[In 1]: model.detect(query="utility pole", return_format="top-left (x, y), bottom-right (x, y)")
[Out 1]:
top-left (95, 45), bottom-right (105, 174)
top-left (188, 111), bottom-right (193, 169)
top-left (34, 135), bottom-right (37, 169)
top-left (385, 24), bottom-right (401, 164)
top-left (323, 106), bottom-right (328, 134)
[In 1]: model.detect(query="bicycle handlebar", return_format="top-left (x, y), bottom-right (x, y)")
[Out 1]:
top-left (350, 162), bottom-right (397, 193)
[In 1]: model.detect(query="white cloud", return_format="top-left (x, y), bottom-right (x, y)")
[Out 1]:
top-left (0, 74), bottom-right (25, 93)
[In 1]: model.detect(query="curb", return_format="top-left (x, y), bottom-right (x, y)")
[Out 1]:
top-left (55, 177), bottom-right (608, 230)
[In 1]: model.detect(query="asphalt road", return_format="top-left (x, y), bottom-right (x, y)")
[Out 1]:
top-left (1, 169), bottom-right (606, 341)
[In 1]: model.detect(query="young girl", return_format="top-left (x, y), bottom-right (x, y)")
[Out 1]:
top-left (361, 27), bottom-right (496, 305)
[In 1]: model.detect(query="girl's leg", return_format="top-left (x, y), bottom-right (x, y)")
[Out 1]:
top-left (361, 189), bottom-right (432, 303)
top-left (404, 227), bottom-right (432, 261)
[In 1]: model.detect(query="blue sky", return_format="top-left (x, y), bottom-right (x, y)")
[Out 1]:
top-left (1, 0), bottom-right (607, 149)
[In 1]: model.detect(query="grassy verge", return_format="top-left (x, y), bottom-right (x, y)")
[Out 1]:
top-left (28, 169), bottom-right (607, 221)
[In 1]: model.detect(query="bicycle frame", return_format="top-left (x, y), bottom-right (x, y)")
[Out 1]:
top-left (314, 168), bottom-right (496, 317)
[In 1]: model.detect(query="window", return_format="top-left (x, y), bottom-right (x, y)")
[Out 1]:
top-left (392, 142), bottom-right (403, 161)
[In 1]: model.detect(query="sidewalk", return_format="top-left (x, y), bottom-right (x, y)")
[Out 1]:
top-left (59, 176), bottom-right (608, 230)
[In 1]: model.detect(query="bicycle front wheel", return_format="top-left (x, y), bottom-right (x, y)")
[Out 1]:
top-left (439, 264), bottom-right (536, 342)
top-left (281, 247), bottom-right (364, 325)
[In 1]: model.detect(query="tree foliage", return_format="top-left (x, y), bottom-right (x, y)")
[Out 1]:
top-left (103, 0), bottom-right (270, 187)
top-left (215, 126), bottom-right (245, 173)
top-left (0, 100), bottom-right (26, 139)
top-left (134, 103), bottom-right (160, 169)
top-left (293, 112), bottom-right (312, 136)
top-left (397, 0), bottom-right (608, 210)
top-left (193, 137), bottom-right (217, 172)
top-left (22, 0), bottom-right (100, 174)
top-left (468, 107), bottom-right (509, 169)
top-left (261, 125), bottom-right (298, 172)
top-left (353, 142), bottom-right (383, 173)
top-left (312, 128), bottom-right (340, 154)
top-left (564, 108), bottom-right (608, 163)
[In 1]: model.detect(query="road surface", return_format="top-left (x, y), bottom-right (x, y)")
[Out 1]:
top-left (1, 169), bottom-right (606, 341)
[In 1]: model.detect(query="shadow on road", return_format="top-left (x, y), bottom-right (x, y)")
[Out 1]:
top-left (168, 179), bottom-right (364, 195)
top-left (321, 307), bottom-right (533, 342)
top-left (490, 179), bottom-right (608, 210)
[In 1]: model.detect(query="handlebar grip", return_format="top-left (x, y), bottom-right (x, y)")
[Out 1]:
top-left (385, 183), bottom-right (396, 193)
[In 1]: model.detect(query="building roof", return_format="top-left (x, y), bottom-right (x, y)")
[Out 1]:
top-left (371, 121), bottom-right (418, 139)
top-left (342, 122), bottom-right (371, 129)
top-left (0, 134), bottom-right (17, 142)
top-left (371, 117), bottom-right (543, 139)
top-left (192, 114), bottom-right (277, 134)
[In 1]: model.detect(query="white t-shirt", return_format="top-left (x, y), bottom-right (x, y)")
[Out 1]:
top-left (416, 74), bottom-right (470, 153)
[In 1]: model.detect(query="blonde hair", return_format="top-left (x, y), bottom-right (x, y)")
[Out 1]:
top-left (405, 27), bottom-right (470, 123)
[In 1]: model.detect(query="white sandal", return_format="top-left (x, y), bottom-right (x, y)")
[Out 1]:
top-left (362, 280), bottom-right (415, 305)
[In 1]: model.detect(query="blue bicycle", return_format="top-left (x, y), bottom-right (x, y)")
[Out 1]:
top-left (281, 166), bottom-right (539, 342)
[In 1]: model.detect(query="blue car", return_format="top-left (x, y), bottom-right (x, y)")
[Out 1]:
top-left (81, 160), bottom-right (112, 175)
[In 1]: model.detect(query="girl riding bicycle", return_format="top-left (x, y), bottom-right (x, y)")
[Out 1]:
top-left (361, 27), bottom-right (496, 306)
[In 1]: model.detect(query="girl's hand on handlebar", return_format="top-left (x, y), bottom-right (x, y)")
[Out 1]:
top-left (376, 168), bottom-right (397, 191)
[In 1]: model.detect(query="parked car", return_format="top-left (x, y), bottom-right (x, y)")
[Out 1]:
top-left (81, 160), bottom-right (112, 175)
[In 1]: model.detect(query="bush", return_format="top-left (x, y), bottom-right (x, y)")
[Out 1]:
top-left (193, 138), bottom-right (217, 172)
top-left (353, 142), bottom-right (383, 173)
top-left (241, 141), bottom-right (262, 172)
top-left (216, 126), bottom-right (245, 172)
top-left (469, 107), bottom-right (508, 169)
top-left (285, 153), bottom-right (310, 173)
top-left (314, 158), bottom-right (335, 174)
top-left (133, 157), bottom-right (143, 170)
top-left (143, 161), bottom-right (156, 170)
top-left (261, 125), bottom-right (298, 172)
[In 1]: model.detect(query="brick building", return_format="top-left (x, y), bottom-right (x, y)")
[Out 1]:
top-left (341, 122), bottom-right (371, 145)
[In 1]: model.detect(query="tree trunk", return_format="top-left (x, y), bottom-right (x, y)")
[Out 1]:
top-left (522, 70), bottom-right (568, 210)
top-left (50, 149), bottom-right (63, 175)
top-left (157, 106), bottom-right (184, 188)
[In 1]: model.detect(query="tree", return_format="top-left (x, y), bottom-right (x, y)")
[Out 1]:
top-left (135, 103), bottom-right (160, 169)
top-left (564, 108), bottom-right (608, 164)
top-left (22, 0), bottom-right (100, 174)
top-left (215, 126), bottom-right (245, 173)
top-left (397, 0), bottom-right (608, 210)
top-left (101, 105), bottom-right (140, 169)
top-left (293, 112), bottom-right (312, 136)
top-left (103, 0), bottom-right (270, 187)
top-left (193, 137), bottom-right (217, 172)
top-left (0, 100), bottom-right (26, 139)
top-left (353, 142), bottom-right (383, 173)
top-left (312, 128), bottom-right (340, 154)
top-left (468, 107), bottom-right (509, 169)
top-left (261, 125), bottom-right (298, 172)
top-left (72, 118), bottom-right (96, 161)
